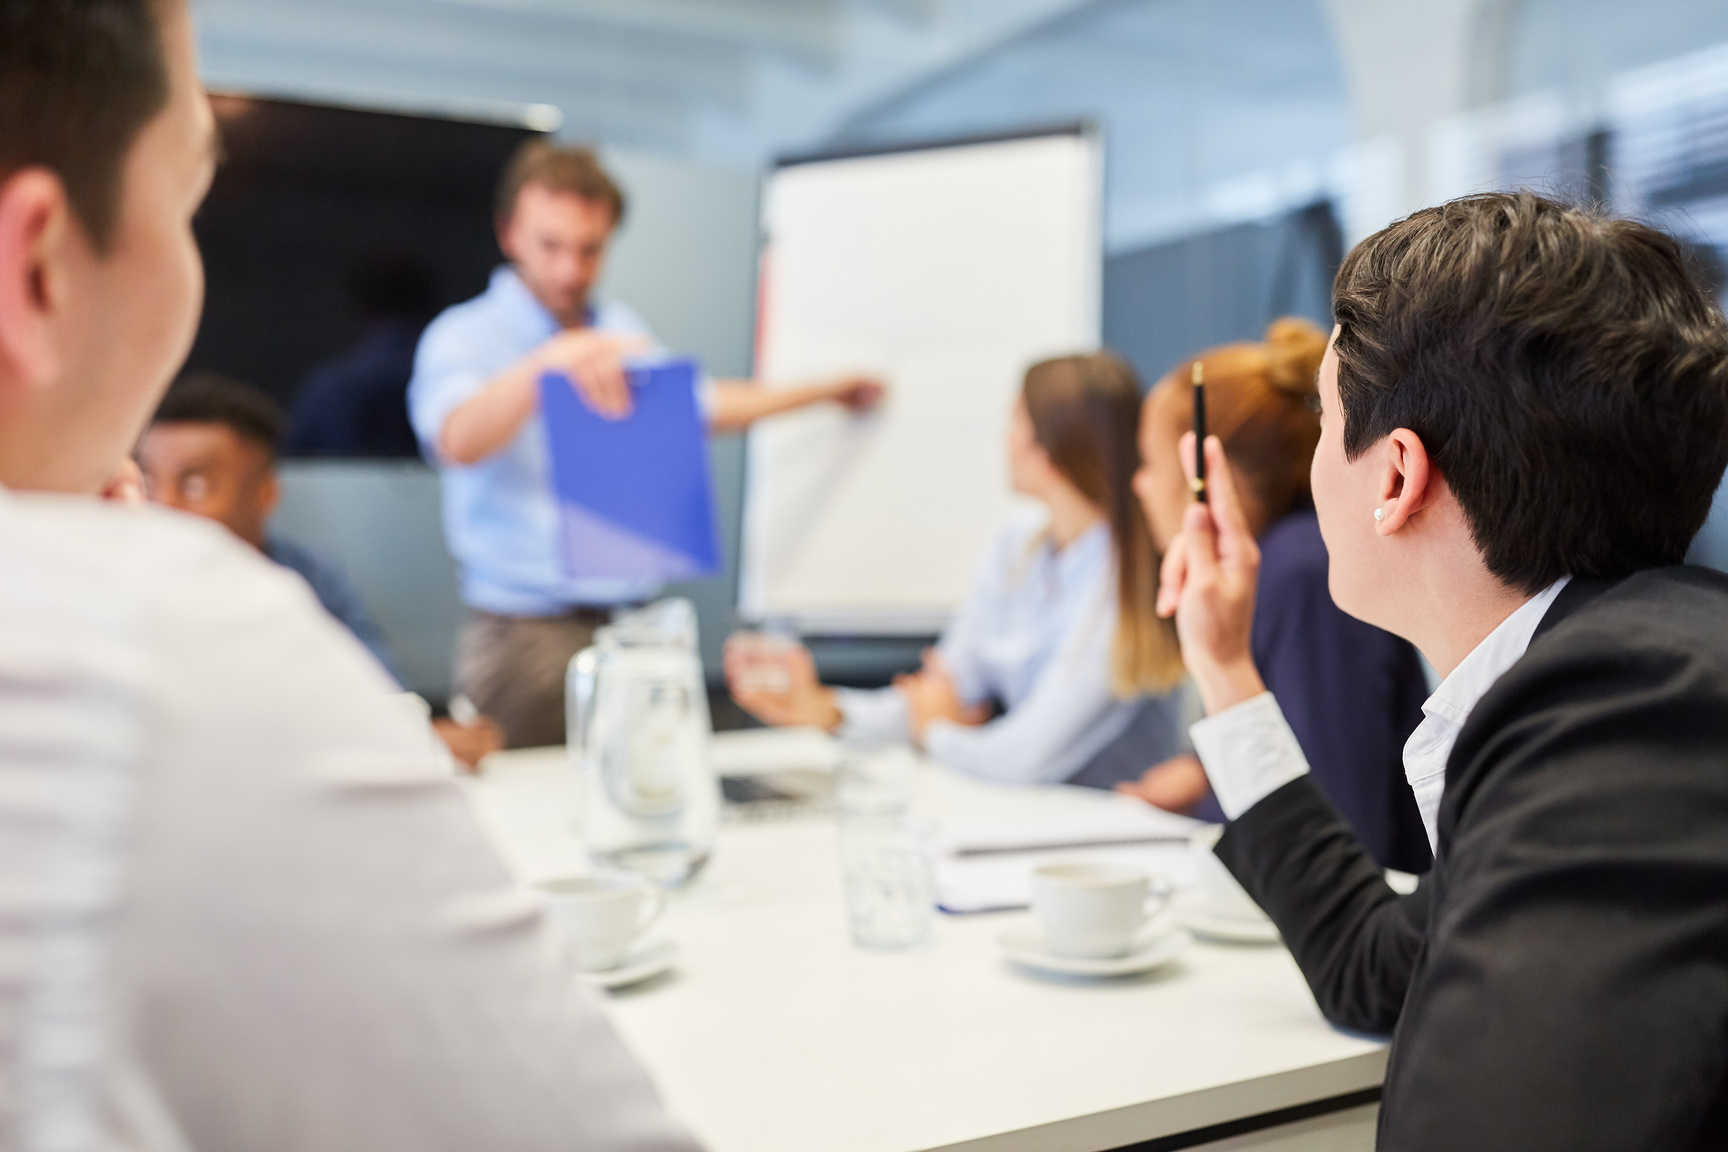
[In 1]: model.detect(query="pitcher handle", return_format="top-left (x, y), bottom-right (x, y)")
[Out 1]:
top-left (567, 646), bottom-right (601, 758)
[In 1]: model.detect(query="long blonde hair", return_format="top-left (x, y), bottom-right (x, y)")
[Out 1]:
top-left (1023, 352), bottom-right (1184, 697)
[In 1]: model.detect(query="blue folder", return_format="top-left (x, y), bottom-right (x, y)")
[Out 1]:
top-left (540, 358), bottom-right (721, 581)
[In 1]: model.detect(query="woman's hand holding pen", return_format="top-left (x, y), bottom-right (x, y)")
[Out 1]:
top-left (1156, 432), bottom-right (1267, 716)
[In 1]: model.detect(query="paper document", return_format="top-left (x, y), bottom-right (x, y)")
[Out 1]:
top-left (941, 800), bottom-right (1200, 857)
top-left (936, 799), bottom-right (1205, 915)
top-left (541, 358), bottom-right (721, 582)
top-left (937, 844), bottom-right (1199, 915)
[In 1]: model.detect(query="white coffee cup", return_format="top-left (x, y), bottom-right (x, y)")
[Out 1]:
top-left (532, 872), bottom-right (667, 972)
top-left (1030, 862), bottom-right (1169, 959)
top-left (1188, 825), bottom-right (1269, 923)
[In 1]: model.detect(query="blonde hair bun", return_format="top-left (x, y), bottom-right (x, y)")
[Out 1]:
top-left (1262, 317), bottom-right (1328, 395)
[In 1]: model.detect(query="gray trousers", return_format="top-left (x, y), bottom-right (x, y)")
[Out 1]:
top-left (454, 608), bottom-right (612, 749)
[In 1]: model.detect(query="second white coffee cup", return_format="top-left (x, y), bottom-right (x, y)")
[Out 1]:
top-left (1031, 862), bottom-right (1169, 959)
top-left (532, 871), bottom-right (667, 972)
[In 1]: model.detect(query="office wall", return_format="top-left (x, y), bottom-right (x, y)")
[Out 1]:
top-left (833, 0), bottom-right (1353, 255)
top-left (1104, 202), bottom-right (1343, 390)
top-left (1500, 0), bottom-right (1728, 109)
top-left (274, 461), bottom-right (461, 700)
top-left (600, 151), bottom-right (759, 380)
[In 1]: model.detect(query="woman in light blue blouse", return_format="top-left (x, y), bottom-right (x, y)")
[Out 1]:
top-left (725, 352), bottom-right (1188, 786)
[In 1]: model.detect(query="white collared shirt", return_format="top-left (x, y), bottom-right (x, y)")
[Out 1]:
top-left (0, 486), bottom-right (698, 1151)
top-left (1399, 577), bottom-right (1569, 851)
top-left (1190, 578), bottom-right (1571, 854)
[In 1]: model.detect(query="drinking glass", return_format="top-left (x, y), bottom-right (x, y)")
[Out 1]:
top-left (728, 625), bottom-right (799, 695)
top-left (837, 813), bottom-right (935, 950)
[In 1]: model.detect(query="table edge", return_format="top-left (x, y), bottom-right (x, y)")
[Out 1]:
top-left (919, 1045), bottom-right (1388, 1152)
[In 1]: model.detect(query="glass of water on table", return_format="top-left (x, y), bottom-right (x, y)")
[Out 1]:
top-left (836, 746), bottom-right (936, 950)
top-left (728, 622), bottom-right (799, 694)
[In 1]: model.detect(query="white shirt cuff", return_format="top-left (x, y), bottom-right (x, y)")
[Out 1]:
top-left (921, 718), bottom-right (968, 763)
top-left (1189, 692), bottom-right (1311, 820)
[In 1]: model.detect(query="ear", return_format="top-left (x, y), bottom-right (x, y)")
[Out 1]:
top-left (495, 214), bottom-right (519, 263)
top-left (1373, 428), bottom-right (1437, 536)
top-left (0, 168), bottom-right (77, 389)
top-left (258, 469), bottom-right (281, 520)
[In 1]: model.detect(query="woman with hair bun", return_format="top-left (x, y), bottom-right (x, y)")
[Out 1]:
top-left (1120, 318), bottom-right (1431, 872)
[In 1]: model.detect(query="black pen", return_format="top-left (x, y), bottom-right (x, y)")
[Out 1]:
top-left (1191, 360), bottom-right (1208, 504)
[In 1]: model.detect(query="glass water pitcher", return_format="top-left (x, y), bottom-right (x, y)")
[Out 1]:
top-left (567, 599), bottom-right (718, 887)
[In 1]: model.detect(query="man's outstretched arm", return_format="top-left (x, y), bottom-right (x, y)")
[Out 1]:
top-left (706, 375), bottom-right (883, 433)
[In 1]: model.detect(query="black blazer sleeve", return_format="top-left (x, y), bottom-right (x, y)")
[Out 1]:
top-left (1215, 777), bottom-right (1427, 1035)
top-left (1215, 570), bottom-right (1728, 1149)
top-left (1375, 612), bottom-right (1728, 1152)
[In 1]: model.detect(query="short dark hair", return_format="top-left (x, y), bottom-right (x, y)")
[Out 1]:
top-left (152, 373), bottom-right (285, 461)
top-left (0, 0), bottom-right (172, 252)
top-left (1332, 191), bottom-right (1728, 594)
top-left (495, 140), bottom-right (626, 228)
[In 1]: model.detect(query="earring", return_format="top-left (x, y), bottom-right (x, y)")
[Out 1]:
top-left (1373, 508), bottom-right (1385, 522)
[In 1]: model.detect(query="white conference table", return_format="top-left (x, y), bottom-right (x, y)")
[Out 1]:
top-left (464, 732), bottom-right (1387, 1152)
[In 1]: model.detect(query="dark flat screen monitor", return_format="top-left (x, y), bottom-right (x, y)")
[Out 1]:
top-left (184, 93), bottom-right (542, 411)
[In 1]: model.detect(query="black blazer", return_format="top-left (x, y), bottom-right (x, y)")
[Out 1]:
top-left (1216, 567), bottom-right (1728, 1150)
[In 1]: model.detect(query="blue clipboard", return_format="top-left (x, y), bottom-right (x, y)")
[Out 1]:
top-left (540, 357), bottom-right (721, 581)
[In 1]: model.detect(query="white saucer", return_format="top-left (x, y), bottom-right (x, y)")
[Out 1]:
top-left (1174, 904), bottom-right (1281, 945)
top-left (580, 938), bottom-right (679, 990)
top-left (996, 922), bottom-right (1192, 978)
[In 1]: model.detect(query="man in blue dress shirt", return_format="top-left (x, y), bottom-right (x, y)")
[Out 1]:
top-left (410, 142), bottom-right (881, 748)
